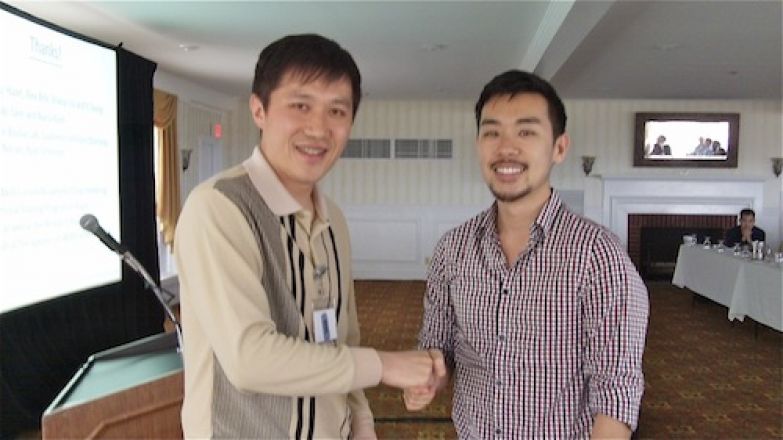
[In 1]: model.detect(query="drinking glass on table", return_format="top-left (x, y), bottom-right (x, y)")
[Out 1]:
top-left (752, 241), bottom-right (765, 260)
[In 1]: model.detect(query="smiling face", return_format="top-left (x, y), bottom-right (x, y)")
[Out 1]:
top-left (250, 72), bottom-right (354, 202)
top-left (476, 93), bottom-right (569, 205)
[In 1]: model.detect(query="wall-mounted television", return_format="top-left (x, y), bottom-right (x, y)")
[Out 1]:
top-left (633, 112), bottom-right (739, 168)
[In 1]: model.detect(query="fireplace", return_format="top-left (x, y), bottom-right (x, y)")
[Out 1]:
top-left (597, 176), bottom-right (765, 280)
top-left (599, 175), bottom-right (763, 252)
top-left (628, 214), bottom-right (736, 279)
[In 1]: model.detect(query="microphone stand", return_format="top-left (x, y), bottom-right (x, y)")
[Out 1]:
top-left (120, 251), bottom-right (183, 354)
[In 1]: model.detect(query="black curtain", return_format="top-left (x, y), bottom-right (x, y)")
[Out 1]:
top-left (0, 48), bottom-right (163, 439)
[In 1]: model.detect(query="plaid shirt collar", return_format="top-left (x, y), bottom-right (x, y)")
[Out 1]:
top-left (477, 189), bottom-right (564, 243)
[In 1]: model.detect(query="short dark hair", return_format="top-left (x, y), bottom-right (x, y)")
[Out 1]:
top-left (251, 34), bottom-right (362, 117)
top-left (740, 208), bottom-right (755, 219)
top-left (474, 70), bottom-right (567, 138)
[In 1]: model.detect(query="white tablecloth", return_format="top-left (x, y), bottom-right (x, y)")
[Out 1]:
top-left (672, 244), bottom-right (783, 331)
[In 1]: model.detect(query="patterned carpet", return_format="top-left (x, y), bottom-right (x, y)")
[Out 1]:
top-left (355, 280), bottom-right (783, 439)
top-left (357, 281), bottom-right (456, 439)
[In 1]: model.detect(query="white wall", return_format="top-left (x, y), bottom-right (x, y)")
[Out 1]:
top-left (236, 98), bottom-right (781, 202)
top-left (343, 191), bottom-right (585, 280)
top-left (566, 100), bottom-right (782, 240)
top-left (230, 97), bottom-right (782, 278)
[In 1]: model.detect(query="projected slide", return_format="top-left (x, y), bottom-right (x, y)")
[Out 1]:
top-left (0, 8), bottom-right (121, 312)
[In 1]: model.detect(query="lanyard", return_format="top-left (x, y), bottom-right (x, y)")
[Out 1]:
top-left (282, 215), bottom-right (332, 306)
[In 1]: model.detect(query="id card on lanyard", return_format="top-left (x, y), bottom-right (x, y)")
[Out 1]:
top-left (312, 265), bottom-right (337, 344)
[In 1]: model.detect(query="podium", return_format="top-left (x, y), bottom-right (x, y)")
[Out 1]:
top-left (42, 332), bottom-right (183, 439)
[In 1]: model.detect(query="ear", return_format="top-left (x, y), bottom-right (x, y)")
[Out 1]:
top-left (551, 132), bottom-right (571, 164)
top-left (249, 94), bottom-right (267, 130)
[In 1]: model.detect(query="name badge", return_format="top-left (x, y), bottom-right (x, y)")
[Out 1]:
top-left (313, 308), bottom-right (337, 344)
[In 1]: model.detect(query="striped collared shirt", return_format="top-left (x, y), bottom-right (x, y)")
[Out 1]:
top-left (419, 191), bottom-right (648, 438)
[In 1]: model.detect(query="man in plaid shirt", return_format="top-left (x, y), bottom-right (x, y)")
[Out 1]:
top-left (404, 70), bottom-right (649, 438)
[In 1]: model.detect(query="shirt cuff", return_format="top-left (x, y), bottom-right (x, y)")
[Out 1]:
top-left (591, 393), bottom-right (641, 431)
top-left (349, 347), bottom-right (382, 390)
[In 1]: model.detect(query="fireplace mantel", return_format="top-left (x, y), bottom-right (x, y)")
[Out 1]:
top-left (597, 174), bottom-right (766, 183)
top-left (600, 175), bottom-right (764, 247)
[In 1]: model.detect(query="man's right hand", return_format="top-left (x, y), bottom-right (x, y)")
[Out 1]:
top-left (403, 349), bottom-right (448, 411)
top-left (377, 349), bottom-right (443, 390)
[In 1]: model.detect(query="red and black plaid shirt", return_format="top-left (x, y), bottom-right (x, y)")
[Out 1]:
top-left (419, 191), bottom-right (648, 438)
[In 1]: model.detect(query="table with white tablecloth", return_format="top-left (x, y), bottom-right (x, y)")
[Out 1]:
top-left (672, 244), bottom-right (783, 332)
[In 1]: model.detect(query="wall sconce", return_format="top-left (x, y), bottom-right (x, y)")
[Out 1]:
top-left (772, 157), bottom-right (782, 178)
top-left (581, 155), bottom-right (596, 176)
top-left (181, 149), bottom-right (193, 171)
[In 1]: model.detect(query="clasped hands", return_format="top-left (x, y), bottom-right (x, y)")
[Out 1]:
top-left (403, 349), bottom-right (447, 411)
top-left (740, 226), bottom-right (753, 243)
top-left (375, 348), bottom-right (447, 411)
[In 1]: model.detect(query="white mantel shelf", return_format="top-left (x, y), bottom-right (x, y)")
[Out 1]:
top-left (593, 174), bottom-right (767, 182)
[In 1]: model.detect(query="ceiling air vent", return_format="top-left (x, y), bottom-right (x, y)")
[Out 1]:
top-left (394, 139), bottom-right (452, 159)
top-left (341, 139), bottom-right (392, 159)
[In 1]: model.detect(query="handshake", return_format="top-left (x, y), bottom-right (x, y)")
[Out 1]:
top-left (377, 349), bottom-right (448, 411)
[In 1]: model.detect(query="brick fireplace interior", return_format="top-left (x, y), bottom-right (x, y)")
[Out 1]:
top-left (628, 214), bottom-right (736, 280)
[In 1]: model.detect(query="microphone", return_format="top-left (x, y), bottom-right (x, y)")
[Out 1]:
top-left (79, 213), bottom-right (183, 353)
top-left (79, 214), bottom-right (127, 254)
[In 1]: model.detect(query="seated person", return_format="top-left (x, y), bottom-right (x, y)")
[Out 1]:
top-left (723, 208), bottom-right (765, 248)
top-left (712, 140), bottom-right (726, 155)
top-left (693, 137), bottom-right (712, 155)
top-left (650, 135), bottom-right (671, 155)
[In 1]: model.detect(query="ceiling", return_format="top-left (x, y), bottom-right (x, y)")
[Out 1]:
top-left (5, 1), bottom-right (781, 100)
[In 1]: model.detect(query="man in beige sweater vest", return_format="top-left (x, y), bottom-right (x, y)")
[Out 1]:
top-left (175, 34), bottom-right (444, 439)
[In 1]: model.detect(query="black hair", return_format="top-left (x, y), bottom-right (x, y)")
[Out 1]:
top-left (474, 70), bottom-right (566, 138)
top-left (251, 34), bottom-right (361, 117)
top-left (739, 208), bottom-right (755, 219)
